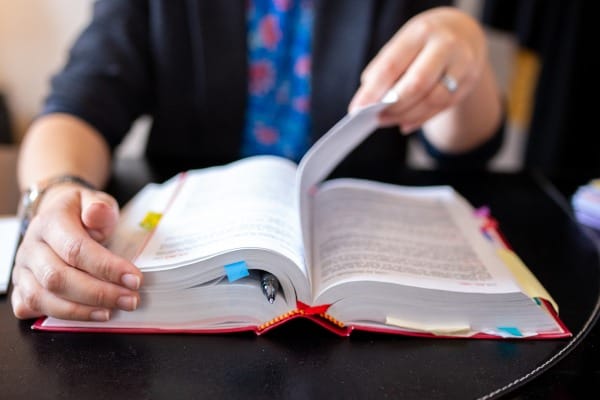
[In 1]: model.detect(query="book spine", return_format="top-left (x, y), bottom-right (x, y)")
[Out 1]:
top-left (256, 302), bottom-right (350, 336)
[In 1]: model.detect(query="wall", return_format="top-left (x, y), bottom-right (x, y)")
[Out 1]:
top-left (0, 0), bottom-right (93, 142)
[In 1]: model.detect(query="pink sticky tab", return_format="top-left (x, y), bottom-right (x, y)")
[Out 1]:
top-left (474, 206), bottom-right (490, 218)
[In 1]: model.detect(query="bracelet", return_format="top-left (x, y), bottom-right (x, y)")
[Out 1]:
top-left (18, 174), bottom-right (97, 235)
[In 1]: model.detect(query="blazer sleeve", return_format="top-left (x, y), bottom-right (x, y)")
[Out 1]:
top-left (40, 0), bottom-right (152, 150)
top-left (419, 112), bottom-right (507, 170)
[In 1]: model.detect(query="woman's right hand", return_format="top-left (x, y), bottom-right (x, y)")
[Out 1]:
top-left (11, 183), bottom-right (143, 321)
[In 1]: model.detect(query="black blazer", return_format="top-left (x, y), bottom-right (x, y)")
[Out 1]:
top-left (42, 0), bottom-right (500, 176)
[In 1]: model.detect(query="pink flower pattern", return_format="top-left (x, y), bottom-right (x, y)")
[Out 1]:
top-left (255, 125), bottom-right (280, 145)
top-left (249, 61), bottom-right (275, 95)
top-left (259, 15), bottom-right (281, 50)
top-left (243, 0), bottom-right (313, 161)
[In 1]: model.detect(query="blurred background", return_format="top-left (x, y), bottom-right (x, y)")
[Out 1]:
top-left (0, 0), bottom-right (597, 214)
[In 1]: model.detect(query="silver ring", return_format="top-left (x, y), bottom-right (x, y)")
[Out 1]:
top-left (441, 74), bottom-right (458, 93)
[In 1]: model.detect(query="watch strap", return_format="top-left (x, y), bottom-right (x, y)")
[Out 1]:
top-left (18, 174), bottom-right (96, 236)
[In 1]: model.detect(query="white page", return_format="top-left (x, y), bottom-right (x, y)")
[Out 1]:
top-left (136, 156), bottom-right (306, 275)
top-left (107, 182), bottom-right (171, 261)
top-left (0, 216), bottom-right (19, 294)
top-left (296, 92), bottom-right (397, 277)
top-left (311, 179), bottom-right (521, 296)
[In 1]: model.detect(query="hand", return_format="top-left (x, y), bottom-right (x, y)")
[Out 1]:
top-left (11, 184), bottom-right (143, 321)
top-left (349, 7), bottom-right (488, 133)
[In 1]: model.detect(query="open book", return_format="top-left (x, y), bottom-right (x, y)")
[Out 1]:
top-left (34, 98), bottom-right (571, 339)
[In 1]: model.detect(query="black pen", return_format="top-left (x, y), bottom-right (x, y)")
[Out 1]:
top-left (260, 271), bottom-right (279, 303)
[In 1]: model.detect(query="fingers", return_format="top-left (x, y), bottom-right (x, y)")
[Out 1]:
top-left (380, 89), bottom-right (453, 133)
top-left (388, 32), bottom-right (457, 103)
top-left (381, 56), bottom-right (469, 132)
top-left (348, 7), bottom-right (486, 131)
top-left (41, 218), bottom-right (141, 289)
top-left (11, 185), bottom-right (143, 321)
top-left (349, 23), bottom-right (424, 112)
top-left (14, 239), bottom-right (139, 312)
top-left (81, 189), bottom-right (120, 242)
top-left (381, 51), bottom-right (477, 132)
top-left (11, 268), bottom-right (112, 322)
top-left (38, 190), bottom-right (142, 289)
top-left (378, 37), bottom-right (453, 129)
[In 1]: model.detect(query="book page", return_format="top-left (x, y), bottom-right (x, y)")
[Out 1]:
top-left (296, 93), bottom-right (397, 281)
top-left (135, 156), bottom-right (306, 277)
top-left (311, 179), bottom-right (521, 298)
top-left (107, 182), bottom-right (171, 261)
top-left (0, 216), bottom-right (19, 294)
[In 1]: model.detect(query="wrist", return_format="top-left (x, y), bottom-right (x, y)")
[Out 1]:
top-left (18, 174), bottom-right (97, 235)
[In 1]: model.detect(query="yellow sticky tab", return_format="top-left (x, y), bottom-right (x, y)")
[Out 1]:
top-left (497, 248), bottom-right (558, 313)
top-left (385, 316), bottom-right (472, 336)
top-left (590, 179), bottom-right (600, 189)
top-left (507, 48), bottom-right (540, 127)
top-left (139, 212), bottom-right (163, 231)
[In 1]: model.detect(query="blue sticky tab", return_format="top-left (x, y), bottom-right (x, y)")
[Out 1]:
top-left (497, 326), bottom-right (523, 337)
top-left (224, 261), bottom-right (250, 282)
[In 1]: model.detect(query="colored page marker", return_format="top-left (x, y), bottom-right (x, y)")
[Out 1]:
top-left (474, 206), bottom-right (490, 218)
top-left (497, 326), bottom-right (523, 337)
top-left (224, 261), bottom-right (250, 282)
top-left (139, 211), bottom-right (163, 231)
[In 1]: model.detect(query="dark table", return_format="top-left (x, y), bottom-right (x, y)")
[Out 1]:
top-left (1, 160), bottom-right (599, 399)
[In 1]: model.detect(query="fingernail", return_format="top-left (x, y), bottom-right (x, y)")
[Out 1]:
top-left (90, 309), bottom-right (110, 321)
top-left (121, 273), bottom-right (140, 290)
top-left (117, 296), bottom-right (138, 311)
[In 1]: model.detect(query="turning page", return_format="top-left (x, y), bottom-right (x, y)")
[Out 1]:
top-left (296, 92), bottom-right (398, 272)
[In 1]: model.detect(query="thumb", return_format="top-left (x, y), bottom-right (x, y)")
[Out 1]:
top-left (80, 190), bottom-right (120, 243)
